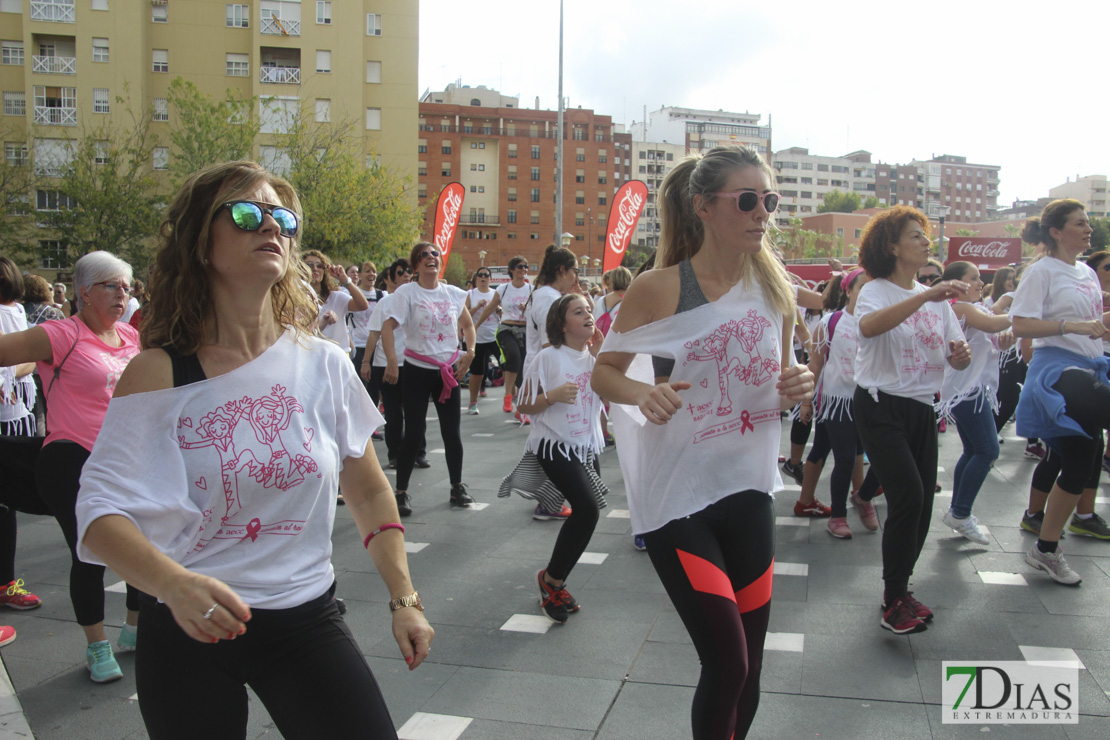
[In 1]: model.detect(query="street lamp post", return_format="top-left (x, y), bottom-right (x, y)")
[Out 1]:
top-left (587, 207), bottom-right (592, 272)
top-left (936, 205), bottom-right (951, 261)
top-left (478, 249), bottom-right (487, 267)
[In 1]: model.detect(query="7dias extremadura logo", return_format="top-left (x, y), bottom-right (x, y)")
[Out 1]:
top-left (942, 661), bottom-right (1078, 724)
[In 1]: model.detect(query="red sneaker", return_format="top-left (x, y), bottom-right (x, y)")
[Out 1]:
top-left (794, 498), bottom-right (832, 517)
top-left (880, 596), bottom-right (927, 634)
top-left (503, 396), bottom-right (513, 413)
top-left (882, 591), bottom-right (933, 622)
top-left (0, 625), bottom-right (15, 647)
top-left (0, 579), bottom-right (42, 610)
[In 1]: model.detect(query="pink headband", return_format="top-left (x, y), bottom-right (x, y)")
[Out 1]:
top-left (840, 268), bottom-right (866, 292)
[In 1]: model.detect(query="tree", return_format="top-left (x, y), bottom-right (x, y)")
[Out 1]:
top-left (166, 78), bottom-right (258, 187)
top-left (955, 228), bottom-right (979, 237)
top-left (0, 125), bottom-right (37, 267)
top-left (817, 190), bottom-right (862, 214)
top-left (1091, 218), bottom-right (1110, 251)
top-left (41, 98), bottom-right (164, 272)
top-left (442, 252), bottom-right (467, 287)
top-left (863, 195), bottom-right (881, 209)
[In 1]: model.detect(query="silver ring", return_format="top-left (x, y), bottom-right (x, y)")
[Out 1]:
top-left (203, 603), bottom-right (220, 620)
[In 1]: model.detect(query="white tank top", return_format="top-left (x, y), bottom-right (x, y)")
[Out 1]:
top-left (498, 282), bottom-right (532, 323)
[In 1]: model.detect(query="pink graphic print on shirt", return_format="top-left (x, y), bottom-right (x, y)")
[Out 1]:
top-left (684, 310), bottom-right (778, 416)
top-left (561, 369), bottom-right (595, 435)
top-left (178, 384), bottom-right (318, 549)
top-left (418, 298), bottom-right (456, 343)
top-left (1075, 280), bottom-right (1104, 321)
top-left (902, 309), bottom-right (943, 375)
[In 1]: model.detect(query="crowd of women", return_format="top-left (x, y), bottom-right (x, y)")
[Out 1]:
top-left (0, 150), bottom-right (1107, 739)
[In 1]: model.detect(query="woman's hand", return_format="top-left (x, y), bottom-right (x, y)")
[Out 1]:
top-left (360, 362), bottom-right (373, 382)
top-left (392, 607), bottom-right (434, 671)
top-left (923, 280), bottom-right (969, 303)
top-left (776, 364), bottom-right (813, 405)
top-left (454, 351), bottom-right (474, 381)
top-left (799, 403), bottom-right (814, 424)
top-left (327, 264), bottom-right (349, 284)
top-left (947, 339), bottom-right (972, 369)
top-left (547, 381), bottom-right (579, 405)
top-left (1068, 320), bottom-right (1106, 339)
top-left (383, 360), bottom-right (399, 384)
top-left (320, 310), bottom-right (338, 327)
top-left (160, 570), bottom-right (251, 644)
top-left (997, 330), bottom-right (1016, 351)
top-left (636, 381), bottom-right (691, 425)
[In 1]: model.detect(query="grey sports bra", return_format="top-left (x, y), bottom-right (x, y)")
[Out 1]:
top-left (651, 259), bottom-right (709, 378)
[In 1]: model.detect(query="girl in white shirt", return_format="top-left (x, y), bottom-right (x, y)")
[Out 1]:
top-left (474, 256), bottom-right (532, 414)
top-left (464, 268), bottom-right (499, 414)
top-left (520, 245), bottom-right (580, 427)
top-left (302, 249), bottom-right (369, 352)
top-left (853, 206), bottom-right (970, 636)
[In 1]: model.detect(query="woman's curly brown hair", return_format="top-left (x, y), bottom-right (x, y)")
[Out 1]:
top-left (858, 205), bottom-right (931, 280)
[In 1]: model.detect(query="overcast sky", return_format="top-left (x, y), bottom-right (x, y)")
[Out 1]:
top-left (419, 0), bottom-right (1105, 207)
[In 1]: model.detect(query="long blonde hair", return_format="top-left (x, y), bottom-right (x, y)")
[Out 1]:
top-left (142, 161), bottom-right (316, 353)
top-left (657, 146), bottom-right (794, 317)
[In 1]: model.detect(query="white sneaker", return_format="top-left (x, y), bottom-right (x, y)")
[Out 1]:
top-left (467, 404), bottom-right (479, 415)
top-left (1025, 544), bottom-right (1082, 586)
top-left (941, 510), bottom-right (990, 545)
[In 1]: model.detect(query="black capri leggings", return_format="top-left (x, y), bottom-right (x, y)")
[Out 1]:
top-left (642, 490), bottom-right (775, 740)
top-left (1043, 369), bottom-right (1110, 495)
top-left (471, 340), bottom-right (498, 386)
top-left (995, 352), bottom-right (1025, 433)
top-left (495, 323), bottom-right (527, 378)
top-left (35, 441), bottom-right (140, 625)
top-left (397, 362), bottom-right (463, 491)
top-left (536, 448), bottom-right (601, 582)
top-left (136, 583), bottom-right (395, 740)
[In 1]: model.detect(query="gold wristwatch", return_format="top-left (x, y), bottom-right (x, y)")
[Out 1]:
top-left (388, 591), bottom-right (424, 612)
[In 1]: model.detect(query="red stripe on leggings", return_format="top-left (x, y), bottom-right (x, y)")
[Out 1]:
top-left (676, 549), bottom-right (736, 602)
top-left (734, 559), bottom-right (774, 614)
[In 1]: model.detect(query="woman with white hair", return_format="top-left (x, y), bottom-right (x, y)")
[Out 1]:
top-left (0, 250), bottom-right (142, 683)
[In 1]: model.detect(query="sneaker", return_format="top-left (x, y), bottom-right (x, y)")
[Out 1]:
top-left (86, 640), bottom-right (123, 683)
top-left (793, 498), bottom-right (831, 517)
top-left (1025, 544), bottom-right (1082, 586)
top-left (633, 535), bottom-right (647, 551)
top-left (536, 569), bottom-right (571, 624)
top-left (880, 596), bottom-right (928, 634)
top-left (533, 504), bottom-right (572, 521)
top-left (0, 579), bottom-right (42, 610)
top-left (1068, 512), bottom-right (1110, 540)
top-left (480, 389), bottom-right (488, 398)
top-left (467, 404), bottom-right (479, 415)
top-left (781, 459), bottom-right (804, 485)
top-left (395, 491), bottom-right (413, 517)
top-left (336, 492), bottom-right (345, 506)
top-left (0, 625), bottom-right (14, 648)
top-left (1024, 441), bottom-right (1046, 460)
top-left (941, 510), bottom-right (990, 545)
top-left (450, 483), bottom-right (474, 506)
top-left (503, 396), bottom-right (513, 413)
top-left (938, 419), bottom-right (946, 433)
top-left (881, 591), bottom-right (934, 622)
top-left (515, 411), bottom-right (531, 425)
top-left (117, 623), bottom-right (137, 653)
top-left (1020, 510), bottom-right (1065, 538)
top-left (415, 455), bottom-right (431, 469)
top-left (849, 492), bottom-right (879, 531)
top-left (603, 432), bottom-right (615, 447)
top-left (826, 517), bottom-right (852, 539)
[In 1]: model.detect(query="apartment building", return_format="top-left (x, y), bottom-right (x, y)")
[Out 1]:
top-left (771, 147), bottom-right (874, 224)
top-left (1049, 175), bottom-right (1109, 219)
top-left (911, 155), bottom-right (1001, 222)
top-left (630, 139), bottom-right (684, 250)
top-left (629, 106), bottom-right (771, 160)
top-left (0, 0), bottom-right (417, 270)
top-left (418, 84), bottom-right (633, 274)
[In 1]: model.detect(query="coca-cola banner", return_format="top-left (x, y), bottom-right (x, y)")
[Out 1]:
top-left (784, 263), bottom-right (836, 291)
top-left (945, 237), bottom-right (1021, 269)
top-left (603, 180), bottom-right (648, 272)
top-left (432, 182), bottom-right (465, 278)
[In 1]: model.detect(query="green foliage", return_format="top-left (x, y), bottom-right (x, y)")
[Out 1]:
top-left (0, 125), bottom-right (36, 267)
top-left (441, 251), bottom-right (467, 287)
top-left (621, 244), bottom-right (654, 271)
top-left (817, 189), bottom-right (862, 214)
top-left (166, 78), bottom-right (258, 188)
top-left (863, 195), bottom-right (881, 209)
top-left (1091, 218), bottom-right (1110, 251)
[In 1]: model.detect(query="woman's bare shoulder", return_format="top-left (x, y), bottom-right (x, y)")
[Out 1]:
top-left (113, 348), bottom-right (173, 398)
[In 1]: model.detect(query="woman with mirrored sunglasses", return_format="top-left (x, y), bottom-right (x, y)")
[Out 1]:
top-left (74, 161), bottom-right (431, 739)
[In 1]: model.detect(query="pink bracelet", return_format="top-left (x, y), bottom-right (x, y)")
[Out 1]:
top-left (363, 523), bottom-right (405, 549)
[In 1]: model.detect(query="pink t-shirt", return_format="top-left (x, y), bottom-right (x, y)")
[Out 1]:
top-left (37, 317), bottom-right (140, 451)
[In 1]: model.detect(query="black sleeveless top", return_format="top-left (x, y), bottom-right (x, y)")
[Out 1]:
top-left (651, 259), bottom-right (710, 378)
top-left (162, 346), bottom-right (207, 388)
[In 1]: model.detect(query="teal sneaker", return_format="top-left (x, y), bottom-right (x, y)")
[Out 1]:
top-left (117, 624), bottom-right (137, 653)
top-left (86, 640), bottom-right (123, 683)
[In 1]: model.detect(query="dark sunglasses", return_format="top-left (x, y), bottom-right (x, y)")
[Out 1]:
top-left (217, 200), bottom-right (298, 238)
top-left (916, 274), bottom-right (940, 284)
top-left (418, 250), bottom-right (441, 261)
top-left (711, 191), bottom-right (780, 213)
top-left (476, 272), bottom-right (491, 278)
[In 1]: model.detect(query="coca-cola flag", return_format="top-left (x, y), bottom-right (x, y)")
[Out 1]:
top-left (945, 237), bottom-right (1021, 269)
top-left (784, 263), bottom-right (836, 291)
top-left (432, 182), bottom-right (465, 278)
top-left (603, 180), bottom-right (648, 272)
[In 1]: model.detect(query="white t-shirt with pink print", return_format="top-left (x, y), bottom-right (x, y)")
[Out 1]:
top-left (853, 278), bottom-right (965, 406)
top-left (1009, 256), bottom-right (1105, 359)
top-left (385, 281), bottom-right (468, 370)
top-left (523, 344), bottom-right (603, 463)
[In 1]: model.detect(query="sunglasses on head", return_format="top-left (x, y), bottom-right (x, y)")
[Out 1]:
top-left (711, 191), bottom-right (780, 214)
top-left (217, 200), bottom-right (298, 238)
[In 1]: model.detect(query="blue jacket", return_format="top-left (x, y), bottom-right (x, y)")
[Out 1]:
top-left (1016, 346), bottom-right (1110, 441)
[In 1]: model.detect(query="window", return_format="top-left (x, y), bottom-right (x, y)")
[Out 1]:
top-left (507, 188), bottom-right (516, 202)
top-left (226, 3), bottom-right (249, 27)
top-left (3, 91), bottom-right (24, 116)
top-left (470, 185), bottom-right (476, 193)
top-left (316, 1), bottom-right (331, 23)
top-left (315, 98), bottom-right (330, 123)
top-left (575, 214), bottom-right (584, 226)
top-left (152, 3), bottom-right (167, 22)
top-left (417, 140), bottom-right (427, 153)
top-left (575, 191), bottom-right (585, 205)
top-left (38, 240), bottom-right (66, 270)
top-left (469, 164), bottom-right (476, 171)
top-left (441, 163), bottom-right (451, 177)
top-left (36, 189), bottom-right (76, 211)
top-left (478, 164), bottom-right (485, 172)
top-left (315, 50), bottom-right (331, 73)
top-left (152, 49), bottom-right (168, 73)
top-left (365, 60), bottom-right (381, 84)
top-left (598, 171), bottom-right (607, 185)
top-left (530, 167), bottom-right (539, 181)
top-left (153, 146), bottom-right (168, 170)
top-left (575, 169), bottom-right (584, 183)
top-left (4, 143), bottom-right (27, 166)
top-left (442, 143), bottom-right (451, 154)
top-left (599, 150), bottom-right (607, 163)
top-left (530, 188), bottom-right (540, 202)
top-left (576, 148), bottom-right (585, 162)
top-left (507, 210), bottom-right (517, 224)
top-left (1, 41), bottom-right (22, 66)
top-left (366, 13), bottom-right (381, 36)
top-left (365, 107), bottom-right (381, 130)
top-left (530, 210), bottom-right (539, 224)
top-left (508, 144), bottom-right (517, 158)
top-left (226, 53), bottom-right (249, 77)
top-left (417, 186), bottom-right (426, 198)
top-left (152, 97), bottom-right (168, 121)
top-left (530, 234), bottom-right (538, 241)
top-left (417, 162), bottom-right (426, 176)
top-left (507, 166), bottom-right (516, 180)
top-left (477, 186), bottom-right (485, 193)
top-left (854, 229), bottom-right (862, 238)
top-left (531, 145), bottom-right (540, 159)
top-left (598, 195), bottom-right (607, 206)
top-left (92, 37), bottom-right (109, 62)
top-left (91, 0), bottom-right (108, 8)
top-left (92, 88), bottom-right (109, 114)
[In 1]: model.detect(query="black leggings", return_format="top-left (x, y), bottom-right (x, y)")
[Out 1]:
top-left (471, 340), bottom-right (498, 387)
top-left (642, 490), bottom-right (775, 740)
top-left (397, 362), bottom-right (463, 491)
top-left (853, 388), bottom-right (937, 599)
top-left (1044, 369), bottom-right (1110, 495)
top-left (352, 348), bottom-right (381, 406)
top-left (377, 365), bottom-right (424, 462)
top-left (495, 323), bottom-right (526, 379)
top-left (809, 415), bottom-right (878, 518)
top-left (136, 585), bottom-right (395, 740)
top-left (35, 441), bottom-right (140, 625)
top-left (788, 416), bottom-right (811, 450)
top-left (536, 449), bottom-right (601, 582)
top-left (995, 353), bottom-right (1025, 433)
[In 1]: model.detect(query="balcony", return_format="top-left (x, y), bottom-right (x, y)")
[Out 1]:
top-left (34, 105), bottom-right (76, 126)
top-left (30, 1), bottom-right (74, 22)
top-left (261, 17), bottom-right (301, 36)
top-left (460, 214), bottom-right (500, 226)
top-left (31, 55), bottom-right (75, 74)
top-left (260, 66), bottom-right (300, 84)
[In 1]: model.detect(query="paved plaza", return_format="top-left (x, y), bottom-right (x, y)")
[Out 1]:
top-left (1, 395), bottom-right (1108, 739)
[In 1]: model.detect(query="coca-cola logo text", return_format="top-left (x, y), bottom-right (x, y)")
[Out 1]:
top-left (434, 188), bottom-right (463, 252)
top-left (955, 241), bottom-right (1012, 259)
top-left (608, 188), bottom-right (645, 255)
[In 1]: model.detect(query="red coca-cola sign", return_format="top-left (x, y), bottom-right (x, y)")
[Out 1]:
top-left (945, 237), bottom-right (1021, 268)
top-left (784, 263), bottom-right (835, 290)
top-left (603, 180), bottom-right (648, 272)
top-left (432, 182), bottom-right (465, 278)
